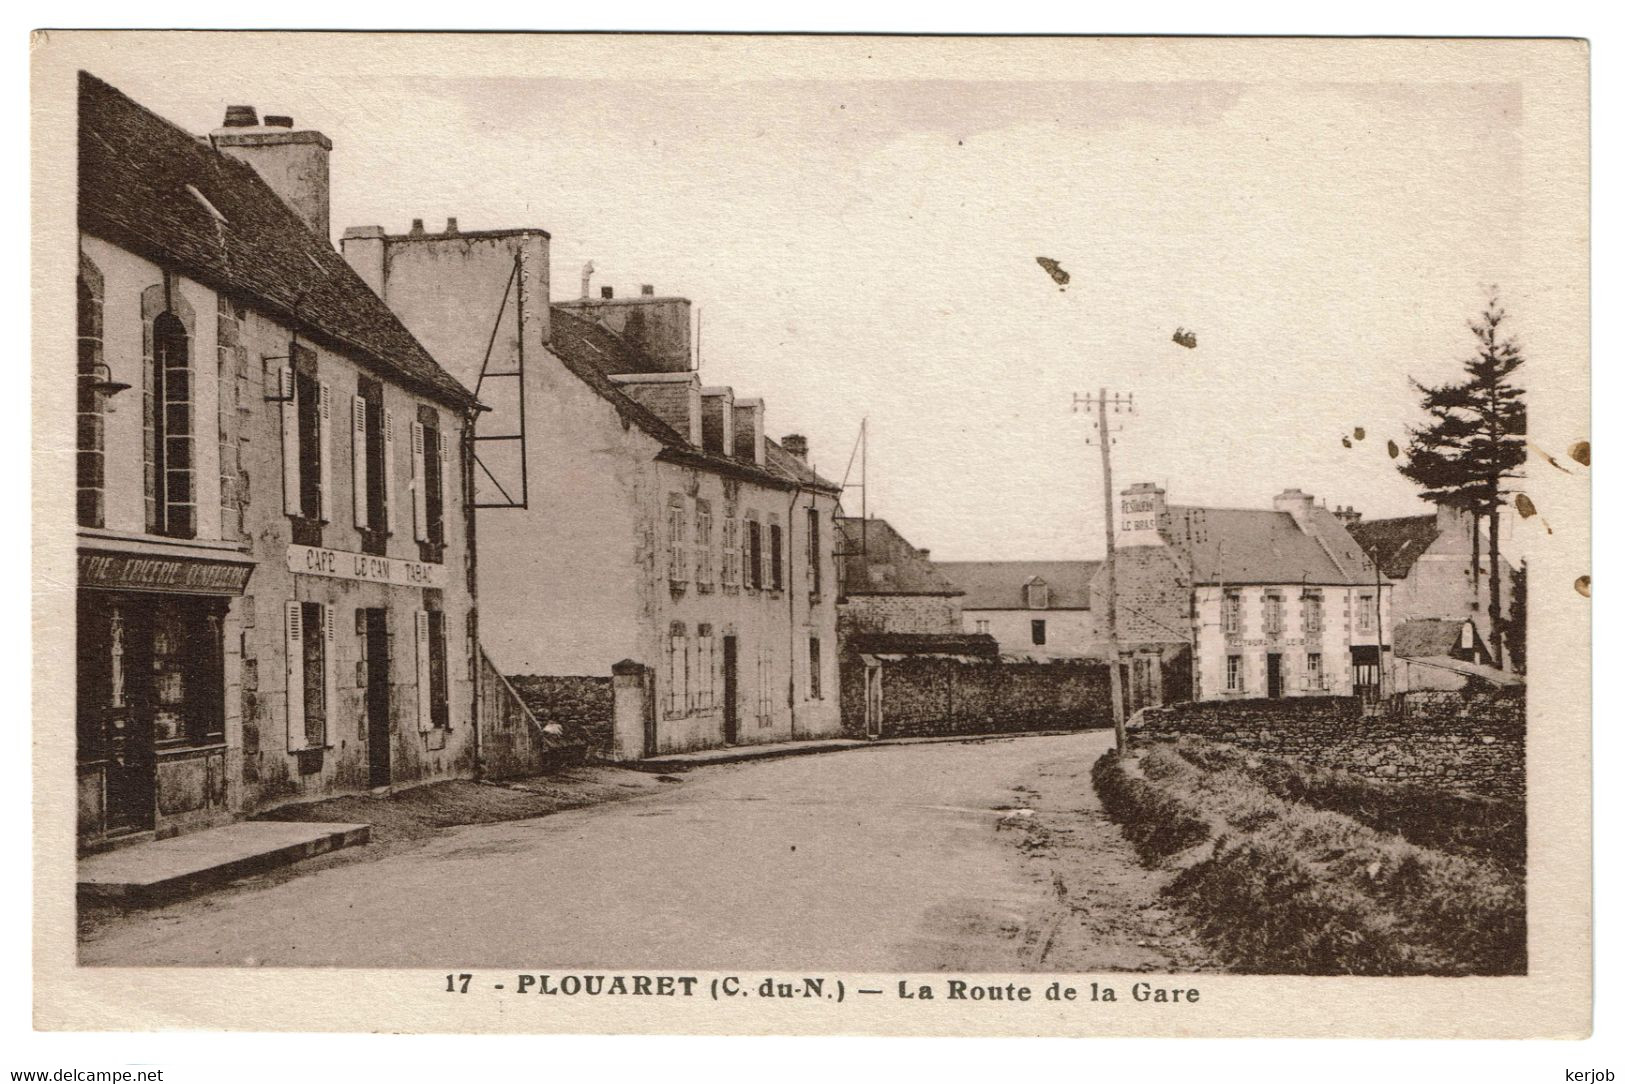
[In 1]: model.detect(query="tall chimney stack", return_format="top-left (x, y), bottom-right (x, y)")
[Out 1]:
top-left (781, 433), bottom-right (809, 461)
top-left (211, 106), bottom-right (333, 242)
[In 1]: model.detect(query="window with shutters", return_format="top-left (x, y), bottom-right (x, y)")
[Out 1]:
top-left (1031, 619), bottom-right (1047, 646)
top-left (1302, 591), bottom-right (1323, 634)
top-left (1263, 593), bottom-right (1283, 635)
top-left (755, 643), bottom-right (775, 728)
top-left (428, 609), bottom-right (449, 729)
top-left (746, 517), bottom-right (763, 591)
top-left (667, 494), bottom-right (688, 585)
top-left (806, 508), bottom-right (822, 599)
top-left (808, 636), bottom-right (823, 700)
top-left (721, 515), bottom-right (740, 589)
top-left (695, 624), bottom-right (715, 710)
top-left (281, 343), bottom-right (328, 545)
top-left (694, 499), bottom-right (714, 590)
top-left (411, 607), bottom-right (450, 732)
top-left (285, 600), bottom-right (336, 751)
top-left (769, 522), bottom-right (783, 591)
top-left (357, 377), bottom-right (389, 555)
top-left (414, 408), bottom-right (447, 563)
top-left (665, 622), bottom-right (688, 717)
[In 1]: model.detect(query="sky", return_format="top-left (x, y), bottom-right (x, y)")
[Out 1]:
top-left (73, 37), bottom-right (1558, 562)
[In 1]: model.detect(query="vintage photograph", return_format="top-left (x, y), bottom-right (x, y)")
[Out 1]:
top-left (33, 32), bottom-right (1590, 1037)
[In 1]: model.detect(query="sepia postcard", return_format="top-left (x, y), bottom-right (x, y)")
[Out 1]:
top-left (30, 31), bottom-right (1590, 1038)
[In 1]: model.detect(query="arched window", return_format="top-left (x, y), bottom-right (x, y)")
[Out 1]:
top-left (147, 310), bottom-right (196, 538)
top-left (76, 258), bottom-right (105, 528)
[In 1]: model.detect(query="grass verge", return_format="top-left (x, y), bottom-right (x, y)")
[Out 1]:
top-left (1092, 741), bottom-right (1526, 976)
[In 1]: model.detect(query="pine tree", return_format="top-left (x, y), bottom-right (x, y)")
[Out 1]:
top-left (1507, 559), bottom-right (1528, 674)
top-left (1399, 292), bottom-right (1527, 666)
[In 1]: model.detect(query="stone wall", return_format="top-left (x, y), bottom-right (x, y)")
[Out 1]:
top-left (842, 655), bottom-right (1112, 739)
top-left (509, 674), bottom-right (615, 753)
top-left (1130, 689), bottom-right (1526, 798)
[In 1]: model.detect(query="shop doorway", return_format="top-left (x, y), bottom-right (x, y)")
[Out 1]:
top-left (364, 608), bottom-right (391, 788)
top-left (1266, 653), bottom-right (1284, 698)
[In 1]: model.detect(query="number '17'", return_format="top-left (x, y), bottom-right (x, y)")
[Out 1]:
top-left (446, 973), bottom-right (472, 993)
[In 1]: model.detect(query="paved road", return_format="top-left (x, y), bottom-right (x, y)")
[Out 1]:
top-left (80, 731), bottom-right (1206, 971)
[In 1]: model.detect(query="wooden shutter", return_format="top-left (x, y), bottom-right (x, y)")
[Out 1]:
top-left (351, 395), bottom-right (369, 528)
top-left (318, 383), bottom-right (333, 522)
top-left (411, 422), bottom-right (428, 542)
top-left (284, 600), bottom-right (306, 751)
top-left (414, 609), bottom-right (432, 732)
top-left (280, 368), bottom-right (301, 516)
top-left (382, 409), bottom-right (398, 533)
top-left (322, 603), bottom-right (338, 745)
top-left (437, 427), bottom-right (449, 526)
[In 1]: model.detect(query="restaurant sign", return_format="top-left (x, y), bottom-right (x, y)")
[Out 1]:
top-left (80, 552), bottom-right (255, 596)
top-left (286, 544), bottom-right (446, 589)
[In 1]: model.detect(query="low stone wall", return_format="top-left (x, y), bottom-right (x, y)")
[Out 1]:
top-left (842, 654), bottom-right (1112, 739)
top-left (509, 675), bottom-right (615, 753)
top-left (1130, 688), bottom-right (1526, 798)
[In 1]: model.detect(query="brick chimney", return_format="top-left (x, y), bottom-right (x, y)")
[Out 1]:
top-left (700, 387), bottom-right (735, 456)
top-left (733, 399), bottom-right (765, 465)
top-left (1333, 504), bottom-right (1363, 525)
top-left (212, 105), bottom-right (332, 242)
top-left (781, 433), bottom-right (809, 461)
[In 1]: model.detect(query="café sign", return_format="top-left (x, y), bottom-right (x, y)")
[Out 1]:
top-left (286, 544), bottom-right (447, 588)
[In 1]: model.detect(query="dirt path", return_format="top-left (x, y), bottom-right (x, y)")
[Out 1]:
top-left (995, 744), bottom-right (1225, 974)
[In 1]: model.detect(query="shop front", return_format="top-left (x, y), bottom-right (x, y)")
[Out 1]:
top-left (76, 540), bottom-right (254, 850)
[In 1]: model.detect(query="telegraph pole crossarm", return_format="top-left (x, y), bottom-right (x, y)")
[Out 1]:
top-left (1073, 388), bottom-right (1136, 754)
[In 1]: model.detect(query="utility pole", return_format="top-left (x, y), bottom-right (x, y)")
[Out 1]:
top-left (1074, 389), bottom-right (1135, 754)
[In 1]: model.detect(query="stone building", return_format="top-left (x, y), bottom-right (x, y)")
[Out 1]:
top-left (1150, 486), bottom-right (1395, 701)
top-left (935, 560), bottom-right (1101, 660)
top-left (1341, 502), bottom-right (1516, 631)
top-left (340, 225), bottom-right (843, 757)
top-left (76, 74), bottom-right (481, 850)
top-left (835, 516), bottom-right (964, 635)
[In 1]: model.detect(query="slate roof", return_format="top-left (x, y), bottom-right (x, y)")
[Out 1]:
top-left (835, 518), bottom-right (962, 596)
top-left (546, 305), bottom-right (840, 495)
top-left (78, 72), bottom-right (475, 408)
top-left (1394, 618), bottom-right (1465, 658)
top-left (1164, 506), bottom-right (1372, 585)
top-left (936, 560), bottom-right (1101, 610)
top-left (1345, 514), bottom-right (1441, 579)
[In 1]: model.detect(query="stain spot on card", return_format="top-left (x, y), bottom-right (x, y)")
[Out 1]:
top-left (1035, 256), bottom-right (1069, 290)
top-left (1575, 574), bottom-right (1591, 598)
top-left (1569, 440), bottom-right (1590, 466)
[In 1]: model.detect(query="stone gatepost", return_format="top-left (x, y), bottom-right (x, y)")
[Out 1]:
top-left (610, 660), bottom-right (653, 761)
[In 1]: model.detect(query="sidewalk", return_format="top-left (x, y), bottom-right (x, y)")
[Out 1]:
top-left (78, 820), bottom-right (370, 906)
top-left (637, 737), bottom-right (869, 770)
top-left (636, 729), bottom-right (1086, 771)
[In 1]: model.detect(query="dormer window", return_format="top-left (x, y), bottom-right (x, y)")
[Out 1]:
top-left (1025, 579), bottom-right (1050, 610)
